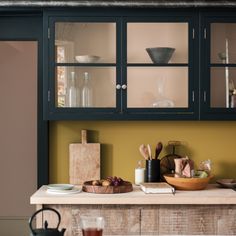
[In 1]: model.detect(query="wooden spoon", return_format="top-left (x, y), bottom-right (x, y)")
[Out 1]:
top-left (155, 142), bottom-right (163, 159)
top-left (147, 144), bottom-right (152, 160)
top-left (139, 144), bottom-right (149, 160)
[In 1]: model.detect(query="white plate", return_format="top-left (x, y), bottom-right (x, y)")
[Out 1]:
top-left (47, 184), bottom-right (74, 190)
top-left (46, 187), bottom-right (81, 195)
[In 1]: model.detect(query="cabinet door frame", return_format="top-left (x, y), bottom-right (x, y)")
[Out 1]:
top-left (44, 9), bottom-right (199, 120)
top-left (44, 13), bottom-right (122, 120)
top-left (0, 11), bottom-right (48, 187)
top-left (122, 14), bottom-right (199, 120)
top-left (200, 11), bottom-right (236, 120)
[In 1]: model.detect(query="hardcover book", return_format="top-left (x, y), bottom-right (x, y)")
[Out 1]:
top-left (140, 182), bottom-right (175, 194)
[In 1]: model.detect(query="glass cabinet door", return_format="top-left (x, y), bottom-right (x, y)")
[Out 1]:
top-left (53, 21), bottom-right (117, 108)
top-left (126, 22), bottom-right (191, 109)
top-left (47, 15), bottom-right (196, 119)
top-left (210, 23), bottom-right (236, 109)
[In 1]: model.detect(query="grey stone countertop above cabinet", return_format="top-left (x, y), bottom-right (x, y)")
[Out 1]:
top-left (1, 0), bottom-right (236, 8)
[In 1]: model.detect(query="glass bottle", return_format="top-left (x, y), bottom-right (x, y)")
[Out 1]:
top-left (135, 160), bottom-right (145, 185)
top-left (229, 79), bottom-right (235, 108)
top-left (81, 72), bottom-right (93, 107)
top-left (68, 71), bottom-right (77, 107)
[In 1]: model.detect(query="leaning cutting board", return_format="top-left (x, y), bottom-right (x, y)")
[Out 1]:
top-left (69, 130), bottom-right (100, 185)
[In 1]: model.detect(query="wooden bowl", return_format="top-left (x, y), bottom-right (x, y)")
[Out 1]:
top-left (164, 174), bottom-right (212, 190)
top-left (82, 181), bottom-right (133, 194)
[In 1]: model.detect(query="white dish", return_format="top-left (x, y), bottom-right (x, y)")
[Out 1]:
top-left (47, 184), bottom-right (74, 190)
top-left (75, 55), bottom-right (100, 63)
top-left (47, 187), bottom-right (81, 195)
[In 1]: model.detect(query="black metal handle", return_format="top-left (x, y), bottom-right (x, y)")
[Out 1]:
top-left (29, 207), bottom-right (61, 235)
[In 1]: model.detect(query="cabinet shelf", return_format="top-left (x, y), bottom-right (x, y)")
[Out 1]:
top-left (55, 63), bottom-right (117, 67)
top-left (209, 63), bottom-right (236, 67)
top-left (127, 63), bottom-right (188, 67)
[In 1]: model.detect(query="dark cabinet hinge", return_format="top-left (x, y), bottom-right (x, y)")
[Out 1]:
top-left (192, 91), bottom-right (195, 102)
top-left (204, 28), bottom-right (207, 39)
top-left (192, 28), bottom-right (195, 39)
top-left (203, 91), bottom-right (207, 102)
top-left (48, 90), bottom-right (50, 102)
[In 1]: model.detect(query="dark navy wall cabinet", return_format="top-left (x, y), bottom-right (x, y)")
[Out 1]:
top-left (200, 10), bottom-right (236, 120)
top-left (43, 8), bottom-right (199, 120)
top-left (42, 8), bottom-right (236, 121)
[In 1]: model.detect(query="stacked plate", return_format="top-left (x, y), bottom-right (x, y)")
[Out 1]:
top-left (46, 184), bottom-right (81, 194)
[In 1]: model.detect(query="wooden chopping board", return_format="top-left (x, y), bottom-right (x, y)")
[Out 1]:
top-left (69, 130), bottom-right (100, 185)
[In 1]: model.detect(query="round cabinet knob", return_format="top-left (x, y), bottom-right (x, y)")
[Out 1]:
top-left (122, 84), bottom-right (127, 90)
top-left (116, 84), bottom-right (121, 90)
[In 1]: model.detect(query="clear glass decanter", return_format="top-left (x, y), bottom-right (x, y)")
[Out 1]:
top-left (81, 72), bottom-right (93, 107)
top-left (68, 71), bottom-right (77, 107)
top-left (152, 77), bottom-right (174, 108)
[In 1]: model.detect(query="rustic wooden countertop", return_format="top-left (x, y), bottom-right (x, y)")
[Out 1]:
top-left (31, 184), bottom-right (236, 205)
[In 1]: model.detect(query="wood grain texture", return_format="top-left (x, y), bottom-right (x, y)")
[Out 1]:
top-left (37, 204), bottom-right (236, 235)
top-left (31, 185), bottom-right (236, 205)
top-left (35, 204), bottom-right (43, 229)
top-left (141, 205), bottom-right (236, 235)
top-left (43, 205), bottom-right (140, 236)
top-left (69, 130), bottom-right (100, 185)
top-left (164, 174), bottom-right (212, 190)
top-left (82, 181), bottom-right (133, 194)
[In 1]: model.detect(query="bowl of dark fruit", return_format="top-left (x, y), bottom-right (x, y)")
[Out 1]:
top-left (146, 47), bottom-right (175, 64)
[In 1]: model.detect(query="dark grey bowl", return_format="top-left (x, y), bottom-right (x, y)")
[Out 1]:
top-left (146, 47), bottom-right (175, 63)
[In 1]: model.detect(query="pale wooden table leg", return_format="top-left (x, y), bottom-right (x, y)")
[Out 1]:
top-left (36, 204), bottom-right (43, 228)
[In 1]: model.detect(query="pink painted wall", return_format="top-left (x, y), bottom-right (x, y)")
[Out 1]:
top-left (0, 41), bottom-right (37, 217)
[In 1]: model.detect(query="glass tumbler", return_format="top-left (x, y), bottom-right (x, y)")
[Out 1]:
top-left (80, 216), bottom-right (105, 236)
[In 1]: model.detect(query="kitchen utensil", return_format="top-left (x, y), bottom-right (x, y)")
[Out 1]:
top-left (82, 181), bottom-right (133, 194)
top-left (69, 130), bottom-right (100, 185)
top-left (75, 55), bottom-right (100, 63)
top-left (146, 47), bottom-right (175, 63)
top-left (164, 174), bottom-right (213, 190)
top-left (160, 141), bottom-right (182, 180)
top-left (216, 179), bottom-right (236, 190)
top-left (46, 187), bottom-right (81, 195)
top-left (155, 142), bottom-right (163, 159)
top-left (147, 144), bottom-right (152, 159)
top-left (80, 216), bottom-right (104, 236)
top-left (139, 144), bottom-right (149, 160)
top-left (47, 184), bottom-right (74, 190)
top-left (145, 159), bottom-right (161, 182)
top-left (29, 207), bottom-right (66, 236)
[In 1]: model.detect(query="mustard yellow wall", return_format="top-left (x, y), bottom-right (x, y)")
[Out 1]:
top-left (49, 121), bottom-right (236, 183)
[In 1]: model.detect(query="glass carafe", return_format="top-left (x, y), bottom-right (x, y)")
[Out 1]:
top-left (81, 72), bottom-right (93, 107)
top-left (68, 71), bottom-right (77, 107)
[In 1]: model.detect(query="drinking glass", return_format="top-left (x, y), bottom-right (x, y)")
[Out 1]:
top-left (80, 216), bottom-right (105, 236)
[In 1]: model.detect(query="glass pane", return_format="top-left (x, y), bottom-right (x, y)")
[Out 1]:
top-left (211, 23), bottom-right (236, 64)
top-left (127, 67), bottom-right (188, 108)
top-left (210, 67), bottom-right (236, 108)
top-left (127, 23), bottom-right (188, 63)
top-left (55, 22), bottom-right (116, 63)
top-left (56, 67), bottom-right (116, 108)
